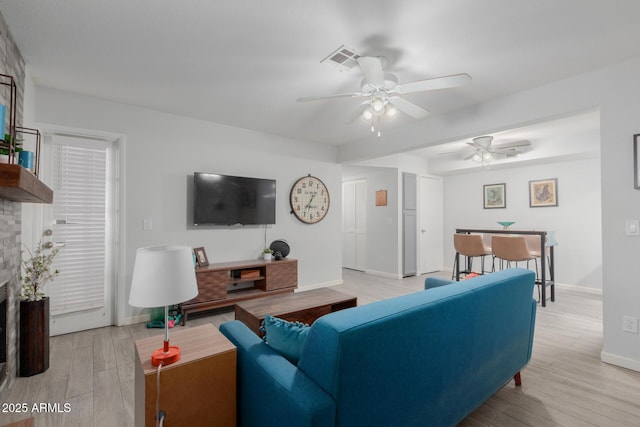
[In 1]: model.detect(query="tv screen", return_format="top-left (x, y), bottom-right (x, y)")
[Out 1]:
top-left (193, 173), bottom-right (276, 225)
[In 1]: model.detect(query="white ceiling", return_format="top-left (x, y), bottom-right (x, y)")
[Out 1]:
top-left (0, 1), bottom-right (638, 153)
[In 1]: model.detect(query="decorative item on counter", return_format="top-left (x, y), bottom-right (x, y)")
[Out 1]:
top-left (262, 248), bottom-right (273, 261)
top-left (193, 246), bottom-right (209, 267)
top-left (20, 229), bottom-right (62, 301)
top-left (19, 150), bottom-right (34, 171)
top-left (0, 104), bottom-right (5, 137)
top-left (497, 221), bottom-right (515, 230)
top-left (0, 132), bottom-right (23, 164)
top-left (19, 229), bottom-right (62, 376)
top-left (270, 239), bottom-right (290, 259)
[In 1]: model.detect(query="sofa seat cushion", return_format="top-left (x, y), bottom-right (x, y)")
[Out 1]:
top-left (261, 315), bottom-right (310, 364)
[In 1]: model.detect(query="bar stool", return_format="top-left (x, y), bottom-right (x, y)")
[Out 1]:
top-left (525, 233), bottom-right (555, 274)
top-left (491, 235), bottom-right (541, 301)
top-left (452, 234), bottom-right (492, 280)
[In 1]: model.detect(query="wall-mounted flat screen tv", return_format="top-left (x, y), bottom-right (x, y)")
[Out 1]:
top-left (193, 172), bottom-right (276, 225)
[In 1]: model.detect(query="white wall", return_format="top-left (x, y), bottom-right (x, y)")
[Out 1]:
top-left (33, 87), bottom-right (343, 324)
top-left (443, 156), bottom-right (602, 289)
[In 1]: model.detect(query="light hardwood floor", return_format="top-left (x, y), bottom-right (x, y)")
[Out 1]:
top-left (2, 269), bottom-right (640, 426)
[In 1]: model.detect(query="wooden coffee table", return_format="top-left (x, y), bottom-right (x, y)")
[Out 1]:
top-left (235, 287), bottom-right (357, 336)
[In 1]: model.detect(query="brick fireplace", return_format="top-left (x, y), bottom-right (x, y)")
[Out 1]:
top-left (0, 10), bottom-right (26, 397)
top-left (0, 199), bottom-right (22, 397)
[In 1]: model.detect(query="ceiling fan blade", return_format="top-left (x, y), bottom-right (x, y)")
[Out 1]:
top-left (390, 97), bottom-right (429, 120)
top-left (494, 139), bottom-right (531, 149)
top-left (357, 56), bottom-right (385, 88)
top-left (394, 73), bottom-right (472, 94)
top-left (297, 92), bottom-right (365, 102)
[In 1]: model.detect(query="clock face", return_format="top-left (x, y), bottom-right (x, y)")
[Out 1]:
top-left (289, 175), bottom-right (330, 224)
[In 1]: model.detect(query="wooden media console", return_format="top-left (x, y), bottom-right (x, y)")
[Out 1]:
top-left (179, 258), bottom-right (297, 324)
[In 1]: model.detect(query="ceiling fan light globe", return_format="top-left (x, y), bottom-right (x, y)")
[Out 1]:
top-left (385, 104), bottom-right (397, 117)
top-left (483, 152), bottom-right (493, 161)
top-left (362, 108), bottom-right (373, 121)
top-left (472, 152), bottom-right (482, 163)
top-left (371, 97), bottom-right (385, 113)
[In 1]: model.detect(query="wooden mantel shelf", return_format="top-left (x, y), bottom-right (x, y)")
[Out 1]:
top-left (0, 164), bottom-right (53, 203)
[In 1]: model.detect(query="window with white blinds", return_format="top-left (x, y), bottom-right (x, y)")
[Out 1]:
top-left (49, 138), bottom-right (108, 316)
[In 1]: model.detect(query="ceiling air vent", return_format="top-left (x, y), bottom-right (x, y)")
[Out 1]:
top-left (320, 45), bottom-right (360, 71)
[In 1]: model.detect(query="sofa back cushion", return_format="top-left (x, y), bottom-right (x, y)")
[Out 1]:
top-left (297, 268), bottom-right (536, 427)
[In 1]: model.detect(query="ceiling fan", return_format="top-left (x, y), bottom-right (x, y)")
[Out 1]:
top-left (297, 55), bottom-right (471, 135)
top-left (463, 136), bottom-right (531, 165)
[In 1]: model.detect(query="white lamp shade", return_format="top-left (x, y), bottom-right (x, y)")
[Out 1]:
top-left (129, 245), bottom-right (198, 308)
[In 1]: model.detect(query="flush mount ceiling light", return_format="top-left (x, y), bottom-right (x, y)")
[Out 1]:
top-left (470, 148), bottom-right (495, 166)
top-left (461, 135), bottom-right (532, 167)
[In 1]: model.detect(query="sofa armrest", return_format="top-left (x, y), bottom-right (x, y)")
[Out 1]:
top-left (425, 276), bottom-right (456, 289)
top-left (219, 320), bottom-right (335, 427)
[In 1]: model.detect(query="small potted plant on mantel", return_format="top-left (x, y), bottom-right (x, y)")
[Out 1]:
top-left (19, 229), bottom-right (61, 376)
top-left (0, 133), bottom-right (23, 164)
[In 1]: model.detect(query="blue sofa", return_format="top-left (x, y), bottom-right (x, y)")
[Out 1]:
top-left (219, 268), bottom-right (536, 427)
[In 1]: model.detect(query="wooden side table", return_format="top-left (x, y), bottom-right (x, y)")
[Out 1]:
top-left (134, 324), bottom-right (236, 427)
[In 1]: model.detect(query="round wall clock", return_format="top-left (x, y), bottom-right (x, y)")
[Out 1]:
top-left (289, 175), bottom-right (330, 224)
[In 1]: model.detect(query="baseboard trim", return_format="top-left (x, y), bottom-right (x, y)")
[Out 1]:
top-left (364, 269), bottom-right (403, 280)
top-left (119, 313), bottom-right (150, 326)
top-left (553, 282), bottom-right (602, 295)
top-left (296, 279), bottom-right (344, 292)
top-left (601, 351), bottom-right (640, 372)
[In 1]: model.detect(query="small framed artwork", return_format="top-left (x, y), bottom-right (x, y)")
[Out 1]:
top-left (634, 134), bottom-right (640, 189)
top-left (529, 178), bottom-right (558, 207)
top-left (194, 247), bottom-right (209, 267)
top-left (483, 183), bottom-right (506, 209)
top-left (375, 190), bottom-right (387, 206)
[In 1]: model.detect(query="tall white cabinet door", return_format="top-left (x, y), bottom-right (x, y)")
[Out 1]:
top-left (419, 176), bottom-right (443, 274)
top-left (342, 180), bottom-right (367, 271)
top-left (354, 181), bottom-right (367, 269)
top-left (342, 182), bottom-right (356, 268)
top-left (403, 173), bottom-right (417, 276)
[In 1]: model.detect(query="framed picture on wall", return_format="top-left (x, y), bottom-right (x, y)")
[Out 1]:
top-left (483, 183), bottom-right (506, 209)
top-left (634, 134), bottom-right (640, 189)
top-left (194, 247), bottom-right (209, 267)
top-left (529, 178), bottom-right (558, 207)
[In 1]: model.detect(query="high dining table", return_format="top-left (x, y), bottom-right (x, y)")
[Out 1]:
top-left (455, 228), bottom-right (555, 306)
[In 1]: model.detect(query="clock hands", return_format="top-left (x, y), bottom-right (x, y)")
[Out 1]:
top-left (304, 193), bottom-right (316, 216)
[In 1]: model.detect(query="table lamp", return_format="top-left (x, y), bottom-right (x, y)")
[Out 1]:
top-left (129, 245), bottom-right (198, 366)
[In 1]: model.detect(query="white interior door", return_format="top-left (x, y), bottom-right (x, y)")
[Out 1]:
top-left (43, 133), bottom-right (118, 335)
top-left (342, 180), bottom-right (367, 271)
top-left (419, 176), bottom-right (443, 274)
top-left (342, 182), bottom-right (356, 268)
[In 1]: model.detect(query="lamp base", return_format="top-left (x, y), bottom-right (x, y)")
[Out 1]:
top-left (151, 345), bottom-right (181, 366)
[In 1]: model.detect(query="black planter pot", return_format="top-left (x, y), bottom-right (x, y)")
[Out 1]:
top-left (19, 297), bottom-right (50, 376)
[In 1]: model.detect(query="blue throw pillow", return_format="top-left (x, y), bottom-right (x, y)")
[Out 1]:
top-left (260, 315), bottom-right (310, 364)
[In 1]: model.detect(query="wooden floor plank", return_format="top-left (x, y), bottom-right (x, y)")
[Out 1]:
top-left (93, 369), bottom-right (126, 426)
top-left (92, 331), bottom-right (117, 373)
top-left (61, 392), bottom-right (93, 427)
top-left (65, 346), bottom-right (93, 399)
